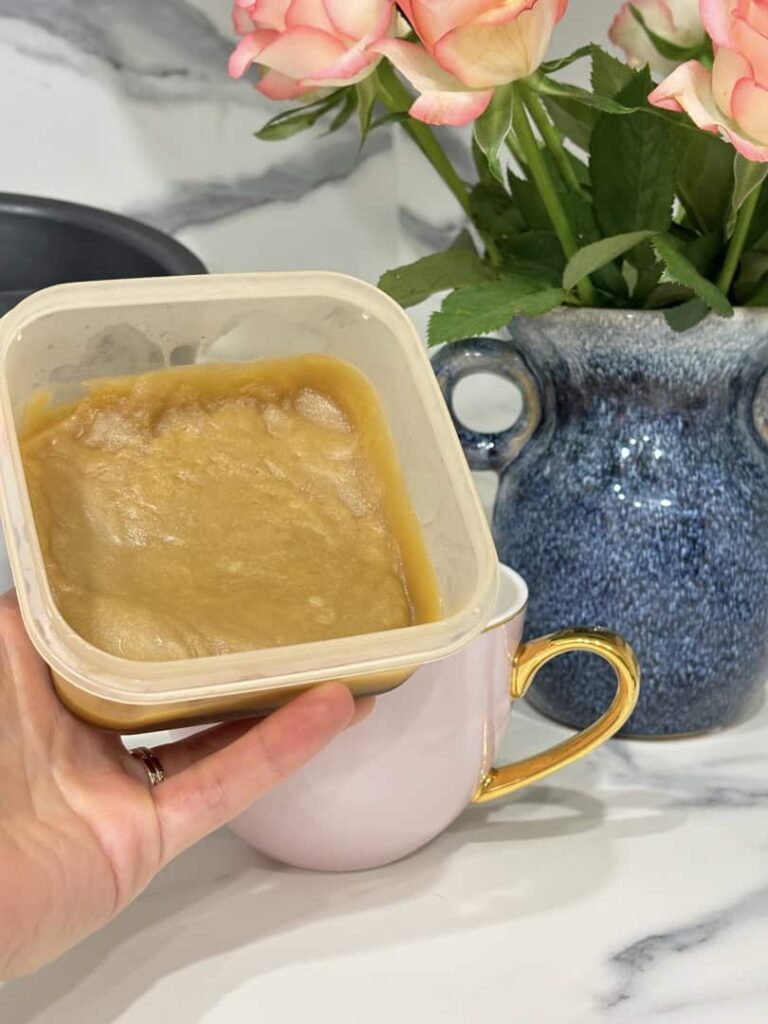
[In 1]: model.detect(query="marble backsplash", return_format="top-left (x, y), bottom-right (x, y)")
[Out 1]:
top-left (0, 0), bottom-right (611, 304)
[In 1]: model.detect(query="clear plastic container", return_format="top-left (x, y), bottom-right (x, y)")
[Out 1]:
top-left (0, 272), bottom-right (498, 731)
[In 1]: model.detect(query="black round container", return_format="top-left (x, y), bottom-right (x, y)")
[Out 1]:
top-left (0, 193), bottom-right (206, 316)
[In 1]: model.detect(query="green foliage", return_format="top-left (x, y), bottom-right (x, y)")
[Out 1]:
top-left (356, 76), bottom-right (378, 138)
top-left (564, 232), bottom-right (655, 292)
top-left (590, 70), bottom-right (681, 236)
top-left (256, 90), bottom-right (353, 140)
top-left (729, 157), bottom-right (768, 235)
top-left (677, 134), bottom-right (735, 233)
top-left (428, 280), bottom-right (564, 345)
top-left (474, 84), bottom-right (516, 183)
top-left (652, 234), bottom-right (733, 316)
top-left (253, 44), bottom-right (768, 340)
top-left (378, 249), bottom-right (493, 309)
top-left (590, 45), bottom-right (635, 99)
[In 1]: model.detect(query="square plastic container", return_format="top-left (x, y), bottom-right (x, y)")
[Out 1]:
top-left (0, 272), bottom-right (498, 731)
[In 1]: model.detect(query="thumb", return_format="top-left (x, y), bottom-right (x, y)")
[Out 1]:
top-left (151, 682), bottom-right (355, 863)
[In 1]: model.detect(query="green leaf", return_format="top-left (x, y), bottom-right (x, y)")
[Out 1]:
top-left (652, 233), bottom-right (734, 316)
top-left (428, 279), bottom-right (564, 345)
top-left (541, 95), bottom-right (599, 151)
top-left (356, 76), bottom-right (377, 137)
top-left (449, 229), bottom-right (477, 253)
top-left (590, 45), bottom-right (636, 99)
top-left (369, 110), bottom-right (410, 130)
top-left (540, 73), bottom-right (704, 139)
top-left (378, 249), bottom-right (493, 309)
top-left (255, 91), bottom-right (346, 141)
top-left (645, 282), bottom-right (696, 308)
top-left (540, 46), bottom-right (592, 74)
top-left (734, 250), bottom-right (768, 304)
top-left (745, 278), bottom-right (768, 306)
top-left (498, 231), bottom-right (566, 286)
top-left (472, 137), bottom-right (497, 186)
top-left (590, 71), bottom-right (680, 236)
top-left (537, 138), bottom-right (591, 190)
top-left (629, 5), bottom-right (706, 62)
top-left (677, 133), bottom-right (735, 233)
top-left (326, 89), bottom-right (357, 134)
top-left (683, 231), bottom-right (724, 277)
top-left (536, 79), bottom-right (641, 116)
top-left (474, 83), bottom-right (515, 183)
top-left (664, 298), bottom-right (710, 331)
top-left (728, 155), bottom-right (768, 235)
top-left (469, 182), bottom-right (526, 237)
top-left (506, 174), bottom-right (553, 231)
top-left (631, 243), bottom-right (664, 303)
top-left (563, 231), bottom-right (655, 291)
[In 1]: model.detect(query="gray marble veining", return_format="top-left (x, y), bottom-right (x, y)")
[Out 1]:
top-left (131, 129), bottom-right (391, 234)
top-left (604, 883), bottom-right (768, 1014)
top-left (397, 207), bottom-right (463, 256)
top-left (0, 0), bottom-right (251, 104)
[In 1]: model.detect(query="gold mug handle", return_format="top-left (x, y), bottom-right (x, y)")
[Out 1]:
top-left (472, 627), bottom-right (641, 804)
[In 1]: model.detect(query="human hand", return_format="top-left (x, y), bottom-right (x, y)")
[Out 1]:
top-left (0, 593), bottom-right (367, 979)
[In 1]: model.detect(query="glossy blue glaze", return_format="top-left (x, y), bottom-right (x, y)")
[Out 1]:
top-left (433, 310), bottom-right (768, 736)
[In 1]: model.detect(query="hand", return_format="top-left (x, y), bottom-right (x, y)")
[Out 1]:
top-left (0, 593), bottom-right (367, 978)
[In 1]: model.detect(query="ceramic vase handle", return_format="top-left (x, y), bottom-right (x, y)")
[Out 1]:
top-left (754, 369), bottom-right (768, 450)
top-left (431, 338), bottom-right (541, 474)
top-left (472, 628), bottom-right (641, 804)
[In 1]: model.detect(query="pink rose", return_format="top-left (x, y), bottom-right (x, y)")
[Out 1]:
top-left (650, 0), bottom-right (768, 161)
top-left (610, 0), bottom-right (705, 75)
top-left (375, 0), bottom-right (569, 126)
top-left (229, 0), bottom-right (397, 100)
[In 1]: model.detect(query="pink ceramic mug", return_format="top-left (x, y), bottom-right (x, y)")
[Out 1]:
top-left (228, 566), bottom-right (640, 871)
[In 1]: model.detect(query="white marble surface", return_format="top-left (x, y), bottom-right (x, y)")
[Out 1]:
top-left (3, 2), bottom-right (768, 1022)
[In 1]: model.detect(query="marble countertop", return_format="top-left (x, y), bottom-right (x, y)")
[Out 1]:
top-left (2, 2), bottom-right (768, 1021)
top-left (3, 657), bottom-right (768, 1024)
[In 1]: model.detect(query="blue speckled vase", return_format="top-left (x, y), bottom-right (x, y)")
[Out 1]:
top-left (432, 309), bottom-right (768, 736)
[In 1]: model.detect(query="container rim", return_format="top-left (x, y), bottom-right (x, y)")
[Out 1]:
top-left (0, 271), bottom-right (499, 707)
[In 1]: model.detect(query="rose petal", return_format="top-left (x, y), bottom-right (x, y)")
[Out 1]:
top-left (731, 75), bottom-right (768, 142)
top-left (410, 87), bottom-right (494, 126)
top-left (323, 0), bottom-right (394, 39)
top-left (712, 47), bottom-right (753, 115)
top-left (744, 0), bottom-right (768, 39)
top-left (650, 59), bottom-right (768, 161)
top-left (700, 0), bottom-right (738, 47)
top-left (373, 38), bottom-right (473, 91)
top-left (285, 0), bottom-right (336, 33)
top-left (434, 0), bottom-right (559, 89)
top-left (731, 15), bottom-right (768, 89)
top-left (649, 59), bottom-right (729, 122)
top-left (257, 68), bottom-right (307, 99)
top-left (404, 0), bottom-right (498, 48)
top-left (228, 30), bottom-right (279, 78)
top-left (245, 0), bottom-right (292, 32)
top-left (670, 0), bottom-right (709, 44)
top-left (303, 47), bottom-right (380, 86)
top-left (610, 2), bottom-right (677, 74)
top-left (632, 0), bottom-right (677, 37)
top-left (233, 5), bottom-right (256, 35)
top-left (473, 1), bottom-right (544, 29)
top-left (258, 26), bottom-right (347, 78)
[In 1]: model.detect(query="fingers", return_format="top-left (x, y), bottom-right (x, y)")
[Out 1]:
top-left (147, 694), bottom-right (375, 781)
top-left (0, 591), bottom-right (61, 736)
top-left (152, 682), bottom-right (356, 863)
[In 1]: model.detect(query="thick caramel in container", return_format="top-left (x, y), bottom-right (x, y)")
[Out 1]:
top-left (20, 355), bottom-right (440, 662)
